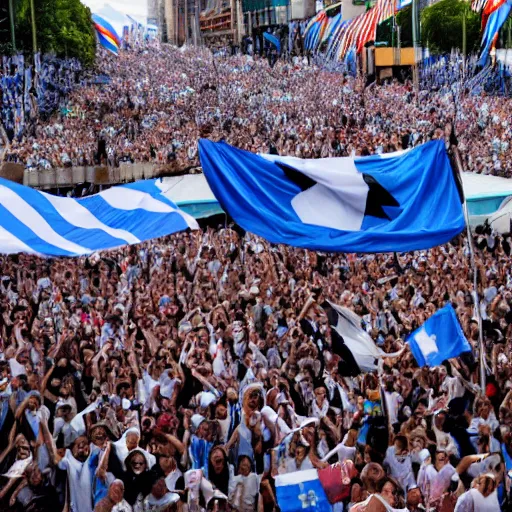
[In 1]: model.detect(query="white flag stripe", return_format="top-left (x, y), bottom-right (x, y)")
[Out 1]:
top-left (99, 187), bottom-right (177, 213)
top-left (0, 225), bottom-right (36, 255)
top-left (43, 193), bottom-right (140, 245)
top-left (0, 185), bottom-right (89, 255)
top-left (154, 180), bottom-right (200, 230)
top-left (275, 469), bottom-right (319, 487)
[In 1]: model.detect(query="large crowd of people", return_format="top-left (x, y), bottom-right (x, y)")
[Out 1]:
top-left (1, 45), bottom-right (511, 177)
top-left (1, 43), bottom-right (512, 512)
top-left (0, 219), bottom-right (511, 512)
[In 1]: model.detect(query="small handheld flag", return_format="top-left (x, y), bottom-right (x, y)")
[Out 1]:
top-left (275, 469), bottom-right (331, 512)
top-left (407, 304), bottom-right (472, 367)
top-left (263, 32), bottom-right (281, 54)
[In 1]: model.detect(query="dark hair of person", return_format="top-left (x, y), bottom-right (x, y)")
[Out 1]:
top-left (208, 447), bottom-right (230, 495)
top-left (376, 476), bottom-right (399, 494)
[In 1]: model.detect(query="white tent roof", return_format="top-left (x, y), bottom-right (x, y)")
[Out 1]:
top-left (158, 175), bottom-right (217, 204)
top-left (461, 172), bottom-right (512, 201)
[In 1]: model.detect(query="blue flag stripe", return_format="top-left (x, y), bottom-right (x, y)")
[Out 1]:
top-left (0, 203), bottom-right (77, 257)
top-left (0, 178), bottom-right (198, 256)
top-left (199, 139), bottom-right (465, 253)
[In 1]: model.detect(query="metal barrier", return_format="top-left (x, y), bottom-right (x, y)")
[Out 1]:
top-left (2, 162), bottom-right (195, 189)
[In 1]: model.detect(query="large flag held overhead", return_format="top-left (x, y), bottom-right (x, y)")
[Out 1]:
top-left (199, 139), bottom-right (465, 253)
top-left (407, 304), bottom-right (472, 367)
top-left (0, 178), bottom-right (198, 257)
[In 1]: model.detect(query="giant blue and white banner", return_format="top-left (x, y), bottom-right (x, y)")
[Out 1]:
top-left (199, 139), bottom-right (465, 253)
top-left (0, 179), bottom-right (198, 257)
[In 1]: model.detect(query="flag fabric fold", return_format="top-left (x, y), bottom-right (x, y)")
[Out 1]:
top-left (0, 178), bottom-right (198, 257)
top-left (406, 304), bottom-right (472, 367)
top-left (198, 139), bottom-right (464, 253)
top-left (327, 301), bottom-right (406, 373)
top-left (92, 14), bottom-right (122, 55)
top-left (479, 0), bottom-right (512, 65)
top-left (263, 32), bottom-right (281, 54)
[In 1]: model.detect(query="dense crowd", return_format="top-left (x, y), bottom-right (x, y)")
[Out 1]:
top-left (1, 54), bottom-right (84, 146)
top-left (1, 45), bottom-right (511, 177)
top-left (0, 217), bottom-right (511, 512)
top-left (1, 44), bottom-right (512, 512)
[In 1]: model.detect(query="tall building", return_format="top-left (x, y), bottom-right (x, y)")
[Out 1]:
top-left (165, 0), bottom-right (194, 45)
top-left (148, 0), bottom-right (167, 39)
top-left (199, 0), bottom-right (241, 47)
top-left (148, 0), bottom-right (160, 22)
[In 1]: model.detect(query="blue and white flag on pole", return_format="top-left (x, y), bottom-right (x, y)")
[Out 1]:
top-left (199, 139), bottom-right (464, 253)
top-left (0, 178), bottom-right (198, 257)
top-left (407, 304), bottom-right (472, 367)
top-left (263, 32), bottom-right (281, 53)
top-left (275, 469), bottom-right (331, 512)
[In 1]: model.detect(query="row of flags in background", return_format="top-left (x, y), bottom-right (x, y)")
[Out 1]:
top-left (305, 0), bottom-right (512, 64)
top-left (474, 0), bottom-right (512, 65)
top-left (1, 54), bottom-right (81, 140)
top-left (304, 0), bottom-right (396, 60)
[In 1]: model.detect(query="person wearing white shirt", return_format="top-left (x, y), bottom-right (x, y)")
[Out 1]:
top-left (321, 429), bottom-right (358, 464)
top-left (454, 473), bottom-right (500, 512)
top-left (56, 436), bottom-right (99, 512)
top-left (383, 435), bottom-right (416, 493)
top-left (384, 382), bottom-right (404, 427)
top-left (228, 455), bottom-right (261, 512)
top-left (417, 449), bottom-right (456, 507)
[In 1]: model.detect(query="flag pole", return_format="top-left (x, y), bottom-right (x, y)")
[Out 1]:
top-left (450, 141), bottom-right (486, 390)
top-left (8, 0), bottom-right (16, 52)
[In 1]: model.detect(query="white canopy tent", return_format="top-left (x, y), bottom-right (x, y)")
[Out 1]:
top-left (157, 172), bottom-right (512, 225)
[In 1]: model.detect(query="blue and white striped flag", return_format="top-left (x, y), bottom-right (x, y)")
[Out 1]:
top-left (0, 178), bottom-right (198, 256)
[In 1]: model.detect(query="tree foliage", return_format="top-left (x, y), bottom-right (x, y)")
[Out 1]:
top-left (421, 0), bottom-right (481, 54)
top-left (8, 0), bottom-right (96, 65)
top-left (396, 5), bottom-right (413, 47)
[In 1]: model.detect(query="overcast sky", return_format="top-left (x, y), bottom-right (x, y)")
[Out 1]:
top-left (82, 0), bottom-right (148, 19)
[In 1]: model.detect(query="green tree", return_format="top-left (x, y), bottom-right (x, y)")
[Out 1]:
top-left (396, 5), bottom-right (414, 46)
top-left (421, 0), bottom-right (480, 54)
top-left (14, 0), bottom-right (95, 65)
top-left (375, 6), bottom-right (413, 47)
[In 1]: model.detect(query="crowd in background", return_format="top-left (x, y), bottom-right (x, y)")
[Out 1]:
top-left (1, 43), bottom-right (512, 512)
top-left (0, 45), bottom-right (511, 177)
top-left (1, 53), bottom-right (84, 146)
